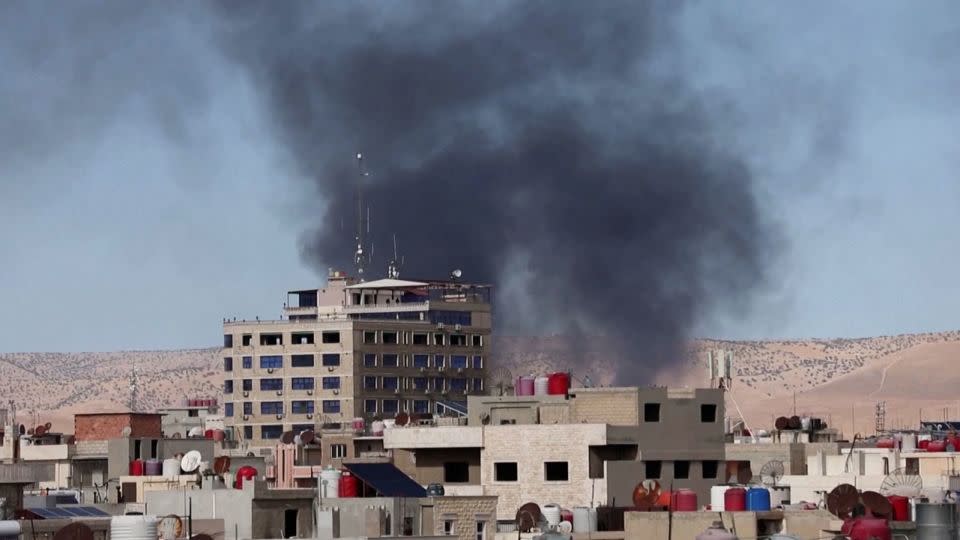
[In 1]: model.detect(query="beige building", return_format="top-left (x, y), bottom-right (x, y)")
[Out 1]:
top-left (387, 387), bottom-right (726, 521)
top-left (223, 271), bottom-right (492, 445)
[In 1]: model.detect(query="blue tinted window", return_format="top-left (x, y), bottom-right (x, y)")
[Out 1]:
top-left (413, 354), bottom-right (429, 368)
top-left (261, 425), bottom-right (283, 439)
top-left (472, 356), bottom-right (483, 369)
top-left (432, 377), bottom-right (444, 391)
top-left (243, 426), bottom-right (253, 439)
top-left (224, 357), bottom-right (233, 372)
top-left (364, 376), bottom-right (378, 389)
top-left (322, 377), bottom-right (340, 389)
top-left (242, 379), bottom-right (252, 391)
top-left (383, 377), bottom-right (399, 390)
top-left (413, 400), bottom-right (429, 414)
top-left (292, 401), bottom-right (314, 414)
top-left (451, 355), bottom-right (468, 368)
top-left (473, 378), bottom-right (484, 392)
top-left (322, 354), bottom-right (340, 366)
top-left (291, 354), bottom-right (314, 367)
top-left (242, 356), bottom-right (252, 369)
top-left (413, 377), bottom-right (428, 390)
top-left (224, 380), bottom-right (234, 394)
top-left (434, 355), bottom-right (445, 367)
top-left (261, 401), bottom-right (284, 415)
top-left (365, 399), bottom-right (377, 413)
top-left (322, 400), bottom-right (341, 413)
top-left (382, 400), bottom-right (399, 414)
top-left (260, 356), bottom-right (283, 369)
top-left (364, 354), bottom-right (377, 367)
top-left (428, 310), bottom-right (472, 326)
top-left (291, 377), bottom-right (314, 390)
top-left (450, 378), bottom-right (467, 391)
top-left (260, 378), bottom-right (283, 391)
top-left (224, 403), bottom-right (234, 417)
top-left (382, 354), bottom-right (399, 367)
top-left (243, 402), bottom-right (253, 415)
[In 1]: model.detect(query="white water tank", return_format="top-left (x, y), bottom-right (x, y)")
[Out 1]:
top-left (534, 376), bottom-right (550, 396)
top-left (162, 458), bottom-right (180, 480)
top-left (0, 521), bottom-right (21, 540)
top-left (542, 504), bottom-right (561, 527)
top-left (371, 420), bottom-right (385, 436)
top-left (902, 433), bottom-right (917, 452)
top-left (111, 515), bottom-right (159, 540)
top-left (587, 508), bottom-right (597, 532)
top-left (572, 507), bottom-right (590, 533)
top-left (320, 467), bottom-right (341, 498)
top-left (711, 485), bottom-right (730, 511)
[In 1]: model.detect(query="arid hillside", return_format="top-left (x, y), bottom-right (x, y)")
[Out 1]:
top-left (5, 331), bottom-right (960, 436)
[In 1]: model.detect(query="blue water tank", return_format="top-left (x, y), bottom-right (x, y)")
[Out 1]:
top-left (746, 487), bottom-right (771, 511)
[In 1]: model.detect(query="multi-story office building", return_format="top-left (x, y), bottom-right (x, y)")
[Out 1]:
top-left (222, 270), bottom-right (492, 445)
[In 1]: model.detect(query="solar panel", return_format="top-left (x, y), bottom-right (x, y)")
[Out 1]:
top-left (61, 508), bottom-right (87, 517)
top-left (343, 463), bottom-right (427, 497)
top-left (30, 508), bottom-right (62, 519)
top-left (78, 507), bottom-right (110, 517)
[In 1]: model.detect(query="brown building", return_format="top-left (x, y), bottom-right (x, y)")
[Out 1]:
top-left (74, 413), bottom-right (162, 442)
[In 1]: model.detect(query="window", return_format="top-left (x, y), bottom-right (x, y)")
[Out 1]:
top-left (472, 356), bottom-right (483, 369)
top-left (432, 377), bottom-right (445, 391)
top-left (291, 354), bottom-right (314, 367)
top-left (450, 378), bottom-right (467, 391)
top-left (413, 333), bottom-right (429, 345)
top-left (413, 354), bottom-right (430, 368)
top-left (224, 380), bottom-right (234, 394)
top-left (365, 375), bottom-right (380, 390)
top-left (322, 331), bottom-right (341, 344)
top-left (413, 399), bottom-right (429, 413)
top-left (382, 331), bottom-right (399, 344)
top-left (701, 404), bottom-right (717, 423)
top-left (243, 402), bottom-right (253, 415)
top-left (413, 377), bottom-right (428, 390)
top-left (224, 403), bottom-right (234, 417)
top-left (292, 401), bottom-right (314, 414)
top-left (443, 521), bottom-right (455, 536)
top-left (314, 353), bottom-right (338, 367)
top-left (544, 461), bottom-right (569, 481)
top-left (363, 331), bottom-right (377, 344)
top-left (674, 460), bottom-right (690, 479)
top-left (702, 460), bottom-right (719, 479)
top-left (382, 400), bottom-right (399, 414)
top-left (644, 403), bottom-right (661, 422)
top-left (224, 334), bottom-right (234, 348)
top-left (645, 461), bottom-right (662, 479)
top-left (291, 332), bottom-right (314, 345)
top-left (472, 378), bottom-right (484, 392)
top-left (322, 400), bottom-right (341, 414)
top-left (476, 521), bottom-right (486, 540)
top-left (243, 426), bottom-right (253, 439)
top-left (260, 356), bottom-right (283, 369)
top-left (242, 379), bottom-right (252, 391)
top-left (472, 335), bottom-right (483, 347)
top-left (242, 356), bottom-right (253, 369)
top-left (450, 334), bottom-right (467, 346)
top-left (292, 424), bottom-right (313, 432)
top-left (224, 357), bottom-right (233, 371)
top-left (435, 355), bottom-right (445, 367)
top-left (322, 377), bottom-right (340, 390)
top-left (905, 458), bottom-right (920, 475)
top-left (260, 378), bottom-right (283, 391)
top-left (331, 444), bottom-right (347, 459)
top-left (364, 399), bottom-right (378, 414)
top-left (261, 425), bottom-right (284, 439)
top-left (495, 462), bottom-right (518, 482)
top-left (451, 355), bottom-right (468, 368)
top-left (260, 333), bottom-right (282, 346)
top-left (434, 333), bottom-right (445, 346)
top-left (242, 334), bottom-right (252, 347)
top-left (444, 462), bottom-right (470, 483)
top-left (364, 354), bottom-right (377, 367)
top-left (382, 354), bottom-right (399, 367)
top-left (261, 401), bottom-right (284, 415)
top-left (383, 377), bottom-right (399, 390)
top-left (291, 377), bottom-right (314, 390)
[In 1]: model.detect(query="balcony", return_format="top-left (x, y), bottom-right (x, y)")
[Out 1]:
top-left (344, 301), bottom-right (430, 314)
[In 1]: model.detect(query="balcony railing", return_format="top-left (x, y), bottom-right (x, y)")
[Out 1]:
top-left (343, 301), bottom-right (430, 314)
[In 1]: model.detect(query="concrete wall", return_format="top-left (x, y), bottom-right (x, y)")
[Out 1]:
top-left (145, 483), bottom-right (255, 540)
top-left (605, 460), bottom-right (716, 510)
top-left (75, 414), bottom-right (162, 442)
top-left (393, 448), bottom-right (481, 486)
top-left (633, 388), bottom-right (726, 461)
top-left (431, 496), bottom-right (497, 540)
top-left (624, 511), bottom-right (758, 540)
top-left (725, 442), bottom-right (807, 477)
top-left (570, 389), bottom-right (640, 426)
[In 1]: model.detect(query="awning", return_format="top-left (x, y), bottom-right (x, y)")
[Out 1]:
top-left (342, 463), bottom-right (426, 497)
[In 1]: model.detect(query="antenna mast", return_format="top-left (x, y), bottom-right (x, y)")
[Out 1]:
top-left (354, 153), bottom-right (370, 281)
top-left (129, 365), bottom-right (140, 412)
top-left (388, 234), bottom-right (404, 279)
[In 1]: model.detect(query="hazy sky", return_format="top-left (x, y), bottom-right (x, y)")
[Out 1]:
top-left (2, 2), bottom-right (959, 352)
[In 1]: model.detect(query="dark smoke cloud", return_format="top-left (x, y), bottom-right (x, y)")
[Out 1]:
top-left (215, 1), bottom-right (777, 382)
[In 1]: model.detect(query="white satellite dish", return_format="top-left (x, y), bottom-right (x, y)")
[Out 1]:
top-left (558, 522), bottom-right (573, 534)
top-left (181, 451), bottom-right (202, 473)
top-left (451, 269), bottom-right (462, 279)
top-left (187, 426), bottom-right (204, 438)
top-left (121, 426), bottom-right (133, 437)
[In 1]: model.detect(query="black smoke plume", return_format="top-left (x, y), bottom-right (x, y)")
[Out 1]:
top-left (216, 1), bottom-right (776, 383)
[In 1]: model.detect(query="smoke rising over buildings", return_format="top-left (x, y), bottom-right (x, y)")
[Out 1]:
top-left (216, 1), bottom-right (776, 382)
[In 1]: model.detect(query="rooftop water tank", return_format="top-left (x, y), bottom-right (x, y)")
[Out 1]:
top-left (746, 487), bottom-right (770, 511)
top-left (534, 376), bottom-right (550, 396)
top-left (517, 376), bottom-right (535, 396)
top-left (319, 467), bottom-right (340, 498)
top-left (0, 521), bottom-right (22, 540)
top-left (841, 517), bottom-right (891, 540)
top-left (162, 459), bottom-right (180, 480)
top-left (915, 502), bottom-right (956, 539)
top-left (572, 507), bottom-right (590, 533)
top-left (547, 373), bottom-right (570, 396)
top-left (542, 504), bottom-right (561, 527)
top-left (710, 485), bottom-right (730, 511)
top-left (234, 466), bottom-right (257, 489)
top-left (724, 488), bottom-right (746, 511)
top-left (111, 515), bottom-right (159, 540)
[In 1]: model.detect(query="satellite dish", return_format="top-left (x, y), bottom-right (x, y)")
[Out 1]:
top-left (280, 431), bottom-right (295, 445)
top-left (121, 426), bottom-right (133, 437)
top-left (760, 460), bottom-right (785, 486)
top-left (181, 451), bottom-right (202, 473)
top-left (861, 491), bottom-right (892, 518)
top-left (159, 515), bottom-right (183, 540)
top-left (558, 521), bottom-right (573, 534)
top-left (774, 416), bottom-right (790, 431)
top-left (880, 468), bottom-right (923, 497)
top-left (187, 427), bottom-right (203, 438)
top-left (632, 479), bottom-right (662, 510)
top-left (53, 522), bottom-right (95, 540)
top-left (44, 422), bottom-right (52, 430)
top-left (299, 430), bottom-right (315, 445)
top-left (35, 425), bottom-right (47, 437)
top-left (27, 428), bottom-right (34, 436)
top-left (826, 483), bottom-right (859, 519)
top-left (172, 432), bottom-right (182, 439)
top-left (451, 269), bottom-right (462, 279)
top-left (490, 367), bottom-right (513, 396)
top-left (213, 456), bottom-right (231, 475)
top-left (395, 413), bottom-right (409, 427)
top-left (515, 502), bottom-right (542, 533)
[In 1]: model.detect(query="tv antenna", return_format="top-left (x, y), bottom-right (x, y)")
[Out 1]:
top-left (387, 234), bottom-right (404, 279)
top-left (354, 153), bottom-right (371, 281)
top-left (759, 460), bottom-right (784, 486)
top-left (128, 365), bottom-right (140, 412)
top-left (490, 367), bottom-right (513, 396)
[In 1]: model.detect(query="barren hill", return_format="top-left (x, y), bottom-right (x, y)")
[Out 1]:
top-left (5, 331), bottom-right (960, 436)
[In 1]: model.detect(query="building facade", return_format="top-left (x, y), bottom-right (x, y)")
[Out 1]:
top-left (223, 271), bottom-right (492, 445)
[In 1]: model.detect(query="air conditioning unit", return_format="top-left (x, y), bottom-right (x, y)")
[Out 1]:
top-left (328, 367), bottom-right (335, 372)
top-left (333, 389), bottom-right (340, 395)
top-left (277, 390), bottom-right (283, 396)
top-left (267, 368), bottom-right (275, 373)
top-left (276, 414), bottom-right (284, 420)
top-left (454, 324), bottom-right (462, 331)
top-left (306, 390), bottom-right (313, 396)
top-left (242, 415), bottom-right (250, 421)
top-left (306, 414), bottom-right (313, 420)
top-left (243, 391), bottom-right (249, 397)
top-left (436, 322), bottom-right (445, 329)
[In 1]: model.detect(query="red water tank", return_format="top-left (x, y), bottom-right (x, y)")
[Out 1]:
top-left (204, 429), bottom-right (214, 439)
top-left (919, 439), bottom-right (931, 450)
top-left (875, 438), bottom-right (896, 449)
top-left (888, 495), bottom-right (910, 521)
top-left (928, 440), bottom-right (948, 452)
top-left (841, 517), bottom-right (891, 540)
top-left (560, 508), bottom-right (573, 525)
top-left (672, 489), bottom-right (698, 512)
top-left (724, 488), bottom-right (747, 511)
top-left (129, 460), bottom-right (144, 476)
top-left (547, 372), bottom-right (570, 395)
top-left (656, 491), bottom-right (672, 509)
top-left (234, 466), bottom-right (258, 489)
top-left (212, 430), bottom-right (225, 442)
top-left (339, 471), bottom-right (359, 497)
